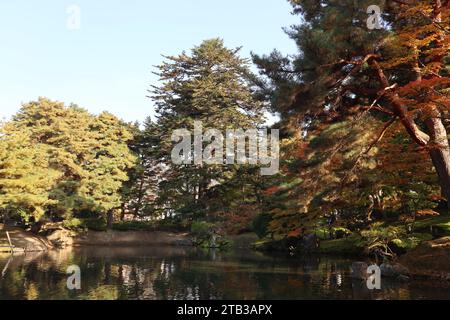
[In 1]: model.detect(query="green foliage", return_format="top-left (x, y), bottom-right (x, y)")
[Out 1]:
top-left (360, 223), bottom-right (407, 258)
top-left (0, 98), bottom-right (137, 225)
top-left (190, 220), bottom-right (230, 249)
top-left (412, 215), bottom-right (450, 237)
top-left (315, 235), bottom-right (364, 255)
top-left (83, 112), bottom-right (137, 214)
top-left (252, 0), bottom-right (446, 245)
top-left (112, 221), bottom-right (155, 231)
top-left (252, 213), bottom-right (272, 238)
top-left (111, 220), bottom-right (187, 232)
top-left (0, 123), bottom-right (61, 221)
top-left (63, 218), bottom-right (83, 230)
top-left (80, 218), bottom-right (107, 232)
top-left (191, 221), bottom-right (215, 238)
top-left (390, 233), bottom-right (434, 254)
top-left (1, 0), bottom-right (448, 257)
top-left (146, 39), bottom-right (265, 222)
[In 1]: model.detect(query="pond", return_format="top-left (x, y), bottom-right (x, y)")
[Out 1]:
top-left (0, 246), bottom-right (449, 300)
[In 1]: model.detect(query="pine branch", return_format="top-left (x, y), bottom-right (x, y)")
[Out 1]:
top-left (368, 58), bottom-right (431, 146)
top-left (340, 116), bottom-right (398, 187)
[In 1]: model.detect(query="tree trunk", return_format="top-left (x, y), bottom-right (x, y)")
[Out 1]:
top-left (134, 175), bottom-right (146, 217)
top-left (107, 210), bottom-right (114, 230)
top-left (426, 112), bottom-right (450, 213)
top-left (369, 58), bottom-right (450, 212)
top-left (120, 203), bottom-right (126, 221)
top-left (104, 262), bottom-right (112, 284)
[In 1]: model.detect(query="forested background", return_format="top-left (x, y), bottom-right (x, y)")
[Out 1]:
top-left (1, 0), bottom-right (449, 256)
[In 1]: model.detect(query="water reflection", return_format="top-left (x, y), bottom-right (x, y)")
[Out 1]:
top-left (0, 247), bottom-right (449, 300)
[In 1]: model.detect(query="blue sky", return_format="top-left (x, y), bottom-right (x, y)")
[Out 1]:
top-left (0, 1), bottom-right (299, 123)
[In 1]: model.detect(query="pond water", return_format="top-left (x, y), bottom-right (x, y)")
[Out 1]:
top-left (0, 246), bottom-right (449, 300)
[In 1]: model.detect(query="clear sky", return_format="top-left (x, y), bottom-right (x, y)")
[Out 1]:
top-left (0, 1), bottom-right (299, 123)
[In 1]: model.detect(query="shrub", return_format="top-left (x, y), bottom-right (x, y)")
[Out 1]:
top-left (389, 233), bottom-right (433, 254)
top-left (191, 221), bottom-right (215, 237)
top-left (252, 213), bottom-right (272, 238)
top-left (63, 218), bottom-right (83, 230)
top-left (113, 221), bottom-right (155, 231)
top-left (81, 218), bottom-right (107, 232)
top-left (190, 221), bottom-right (230, 249)
top-left (112, 219), bottom-right (189, 232)
top-left (334, 227), bottom-right (352, 239)
top-left (360, 223), bottom-right (406, 258)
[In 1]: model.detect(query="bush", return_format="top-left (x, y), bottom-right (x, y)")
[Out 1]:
top-left (389, 233), bottom-right (433, 255)
top-left (413, 215), bottom-right (450, 237)
top-left (191, 221), bottom-right (215, 237)
top-left (113, 221), bottom-right (155, 231)
top-left (316, 235), bottom-right (364, 255)
top-left (112, 219), bottom-right (189, 232)
top-left (360, 223), bottom-right (407, 258)
top-left (157, 218), bottom-right (189, 232)
top-left (334, 227), bottom-right (352, 239)
top-left (81, 218), bottom-right (107, 232)
top-left (252, 213), bottom-right (272, 238)
top-left (63, 218), bottom-right (83, 230)
top-left (314, 227), bottom-right (352, 240)
top-left (190, 221), bottom-right (230, 249)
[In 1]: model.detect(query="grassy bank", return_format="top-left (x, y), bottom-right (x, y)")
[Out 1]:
top-left (253, 215), bottom-right (450, 257)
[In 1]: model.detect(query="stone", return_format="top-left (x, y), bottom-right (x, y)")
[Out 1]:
top-left (396, 275), bottom-right (410, 282)
top-left (380, 263), bottom-right (409, 278)
top-left (351, 262), bottom-right (369, 279)
top-left (380, 263), bottom-right (396, 277)
top-left (173, 239), bottom-right (194, 247)
top-left (46, 228), bottom-right (75, 248)
top-left (392, 263), bottom-right (410, 276)
top-left (301, 234), bottom-right (319, 251)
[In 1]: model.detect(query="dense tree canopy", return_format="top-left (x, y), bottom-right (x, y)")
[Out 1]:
top-left (0, 2), bottom-right (448, 256)
top-left (144, 38), bottom-right (265, 227)
top-left (253, 0), bottom-right (449, 237)
top-left (0, 98), bottom-right (137, 226)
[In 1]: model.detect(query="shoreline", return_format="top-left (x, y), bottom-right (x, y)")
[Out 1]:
top-left (74, 230), bottom-right (194, 247)
top-left (1, 224), bottom-right (194, 252)
top-left (2, 224), bottom-right (449, 281)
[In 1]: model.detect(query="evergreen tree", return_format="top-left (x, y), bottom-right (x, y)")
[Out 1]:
top-left (81, 112), bottom-right (137, 228)
top-left (0, 123), bottom-right (61, 222)
top-left (11, 98), bottom-right (96, 219)
top-left (253, 0), bottom-right (449, 235)
top-left (0, 98), bottom-right (137, 227)
top-left (147, 38), bottom-right (264, 221)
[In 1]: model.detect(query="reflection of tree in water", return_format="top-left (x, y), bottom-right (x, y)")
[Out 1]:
top-left (1, 248), bottom-right (449, 300)
top-left (118, 261), bottom-right (160, 299)
top-left (152, 257), bottom-right (221, 300)
top-left (0, 249), bottom-right (79, 299)
top-left (149, 253), bottom-right (344, 299)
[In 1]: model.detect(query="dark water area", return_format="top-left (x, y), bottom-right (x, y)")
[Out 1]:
top-left (0, 246), bottom-right (449, 300)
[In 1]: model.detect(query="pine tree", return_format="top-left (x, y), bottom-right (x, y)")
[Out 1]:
top-left (81, 112), bottom-right (137, 228)
top-left (0, 123), bottom-right (61, 222)
top-left (0, 98), bottom-right (137, 226)
top-left (253, 0), bottom-right (449, 236)
top-left (10, 98), bottom-right (96, 219)
top-left (147, 38), bottom-right (264, 220)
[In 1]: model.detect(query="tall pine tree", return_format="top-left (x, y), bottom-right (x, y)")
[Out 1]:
top-left (147, 39), bottom-right (264, 221)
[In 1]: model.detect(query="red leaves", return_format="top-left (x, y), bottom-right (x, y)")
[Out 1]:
top-left (397, 77), bottom-right (450, 97)
top-left (264, 186), bottom-right (280, 196)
